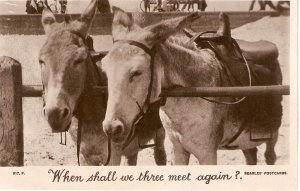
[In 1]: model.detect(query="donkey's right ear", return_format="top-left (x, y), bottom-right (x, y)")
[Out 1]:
top-left (112, 6), bottom-right (134, 39)
top-left (145, 12), bottom-right (200, 46)
top-left (41, 8), bottom-right (56, 35)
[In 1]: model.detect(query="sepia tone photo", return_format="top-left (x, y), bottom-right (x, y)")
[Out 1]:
top-left (0, 0), bottom-right (295, 189)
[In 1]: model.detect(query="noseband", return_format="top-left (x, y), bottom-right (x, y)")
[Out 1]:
top-left (112, 40), bottom-right (163, 151)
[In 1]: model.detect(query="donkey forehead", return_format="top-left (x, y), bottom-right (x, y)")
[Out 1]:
top-left (40, 29), bottom-right (86, 57)
top-left (48, 29), bottom-right (84, 47)
top-left (105, 43), bottom-right (150, 65)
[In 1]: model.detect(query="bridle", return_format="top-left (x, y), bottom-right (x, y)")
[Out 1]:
top-left (112, 40), bottom-right (163, 151)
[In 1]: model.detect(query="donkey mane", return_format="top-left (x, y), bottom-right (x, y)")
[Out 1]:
top-left (157, 35), bottom-right (222, 87)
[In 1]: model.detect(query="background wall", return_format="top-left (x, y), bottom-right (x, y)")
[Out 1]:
top-left (0, 0), bottom-right (282, 14)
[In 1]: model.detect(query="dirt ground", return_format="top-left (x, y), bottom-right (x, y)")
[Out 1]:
top-left (0, 15), bottom-right (289, 165)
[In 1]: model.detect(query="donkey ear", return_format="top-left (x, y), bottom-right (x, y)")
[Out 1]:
top-left (145, 12), bottom-right (200, 45)
top-left (72, 0), bottom-right (97, 38)
top-left (112, 6), bottom-right (134, 28)
top-left (41, 8), bottom-right (56, 35)
top-left (216, 12), bottom-right (231, 37)
top-left (111, 6), bottom-right (134, 39)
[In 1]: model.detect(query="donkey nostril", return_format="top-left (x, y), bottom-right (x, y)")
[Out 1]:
top-left (103, 120), bottom-right (124, 139)
top-left (42, 108), bottom-right (46, 117)
top-left (113, 125), bottom-right (123, 135)
top-left (61, 108), bottom-right (70, 119)
top-left (104, 128), bottom-right (112, 137)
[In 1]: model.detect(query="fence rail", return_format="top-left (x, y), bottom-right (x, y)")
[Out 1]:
top-left (22, 85), bottom-right (290, 98)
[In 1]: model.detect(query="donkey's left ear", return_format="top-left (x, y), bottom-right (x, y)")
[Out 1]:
top-left (145, 12), bottom-right (200, 45)
top-left (41, 8), bottom-right (56, 35)
top-left (111, 6), bottom-right (137, 40)
top-left (72, 0), bottom-right (97, 38)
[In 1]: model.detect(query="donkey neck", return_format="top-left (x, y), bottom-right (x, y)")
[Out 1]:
top-left (156, 37), bottom-right (222, 89)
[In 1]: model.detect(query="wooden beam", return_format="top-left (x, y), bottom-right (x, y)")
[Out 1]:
top-left (22, 85), bottom-right (290, 98)
top-left (160, 85), bottom-right (290, 97)
top-left (0, 56), bottom-right (24, 166)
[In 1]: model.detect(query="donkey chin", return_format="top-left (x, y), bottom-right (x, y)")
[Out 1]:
top-left (48, 119), bottom-right (72, 133)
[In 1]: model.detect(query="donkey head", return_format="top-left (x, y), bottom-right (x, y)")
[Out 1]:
top-left (39, 0), bottom-right (97, 132)
top-left (101, 7), bottom-right (199, 143)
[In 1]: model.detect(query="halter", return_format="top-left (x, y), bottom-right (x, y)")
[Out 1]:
top-left (112, 40), bottom-right (163, 151)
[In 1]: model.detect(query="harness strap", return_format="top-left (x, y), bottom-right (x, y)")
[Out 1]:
top-left (104, 138), bottom-right (111, 166)
top-left (187, 30), bottom-right (226, 45)
top-left (77, 112), bottom-right (82, 166)
top-left (137, 99), bottom-right (163, 149)
top-left (114, 40), bottom-right (155, 57)
top-left (60, 132), bottom-right (67, 145)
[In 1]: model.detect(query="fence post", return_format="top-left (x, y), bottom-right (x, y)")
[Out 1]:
top-left (0, 56), bottom-right (24, 166)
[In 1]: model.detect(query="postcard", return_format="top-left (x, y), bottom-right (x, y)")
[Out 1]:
top-left (0, 0), bottom-right (296, 190)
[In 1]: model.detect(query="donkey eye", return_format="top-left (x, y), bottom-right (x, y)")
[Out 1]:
top-left (73, 60), bottom-right (83, 67)
top-left (129, 71), bottom-right (142, 82)
top-left (39, 59), bottom-right (45, 65)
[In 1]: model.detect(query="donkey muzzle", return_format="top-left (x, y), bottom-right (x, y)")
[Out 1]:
top-left (43, 106), bottom-right (71, 132)
top-left (103, 119), bottom-right (125, 143)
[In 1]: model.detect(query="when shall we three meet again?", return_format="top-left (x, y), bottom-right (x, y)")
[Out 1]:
top-left (48, 169), bottom-right (236, 184)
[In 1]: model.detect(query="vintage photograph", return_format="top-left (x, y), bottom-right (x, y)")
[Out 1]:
top-left (0, 0), bottom-right (292, 170)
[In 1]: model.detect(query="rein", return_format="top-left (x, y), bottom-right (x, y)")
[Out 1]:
top-left (112, 40), bottom-right (162, 151)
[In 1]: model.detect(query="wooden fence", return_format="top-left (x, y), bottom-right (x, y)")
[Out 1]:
top-left (0, 57), bottom-right (24, 166)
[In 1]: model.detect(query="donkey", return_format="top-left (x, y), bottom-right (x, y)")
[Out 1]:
top-left (39, 0), bottom-right (166, 165)
top-left (101, 7), bottom-right (282, 165)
